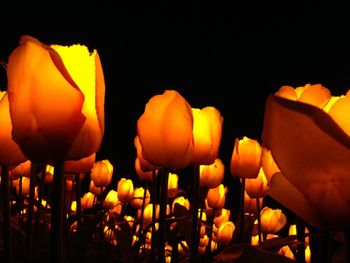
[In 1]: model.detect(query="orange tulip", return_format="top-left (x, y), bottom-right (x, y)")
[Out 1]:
top-left (103, 190), bottom-right (120, 210)
top-left (137, 90), bottom-right (194, 169)
top-left (199, 158), bottom-right (225, 189)
top-left (7, 35), bottom-right (105, 163)
top-left (245, 167), bottom-right (269, 198)
top-left (131, 187), bottom-right (150, 209)
top-left (262, 90), bottom-right (350, 230)
top-left (172, 196), bottom-right (190, 212)
top-left (191, 106), bottom-right (223, 165)
top-left (244, 190), bottom-right (263, 215)
top-left (90, 159), bottom-right (113, 187)
top-left (167, 172), bottom-right (179, 190)
top-left (0, 91), bottom-right (26, 165)
top-left (81, 192), bottom-right (95, 210)
top-left (64, 153), bottom-right (96, 174)
top-left (214, 208), bottom-right (231, 228)
top-left (216, 221), bottom-right (235, 245)
top-left (261, 147), bottom-right (280, 183)
top-left (230, 136), bottom-right (262, 178)
top-left (89, 180), bottom-right (105, 195)
top-left (143, 203), bottom-right (160, 227)
top-left (260, 206), bottom-right (287, 234)
top-left (206, 184), bottom-right (228, 210)
top-left (117, 178), bottom-right (134, 203)
top-left (134, 136), bottom-right (159, 172)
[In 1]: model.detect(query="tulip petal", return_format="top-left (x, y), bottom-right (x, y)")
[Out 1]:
top-left (94, 51), bottom-right (105, 136)
top-left (0, 92), bottom-right (27, 165)
top-left (262, 95), bottom-right (350, 230)
top-left (7, 36), bottom-right (85, 162)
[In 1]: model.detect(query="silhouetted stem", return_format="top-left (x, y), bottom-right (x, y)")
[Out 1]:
top-left (256, 198), bottom-right (262, 245)
top-left (18, 175), bottom-right (22, 217)
top-left (27, 163), bottom-right (37, 263)
top-left (206, 208), bottom-right (216, 255)
top-left (151, 170), bottom-right (157, 263)
top-left (296, 216), bottom-right (305, 263)
top-left (239, 178), bottom-right (246, 242)
top-left (190, 165), bottom-right (200, 262)
top-left (34, 166), bottom-right (46, 254)
top-left (157, 169), bottom-right (169, 263)
top-left (75, 173), bottom-right (82, 232)
top-left (1, 165), bottom-right (11, 262)
top-left (51, 161), bottom-right (65, 263)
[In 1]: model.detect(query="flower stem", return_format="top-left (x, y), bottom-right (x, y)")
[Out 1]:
top-left (239, 178), bottom-right (246, 242)
top-left (256, 197), bottom-right (262, 245)
top-left (1, 165), bottom-right (11, 262)
top-left (75, 173), bottom-right (82, 232)
top-left (51, 161), bottom-right (65, 263)
top-left (190, 165), bottom-right (200, 263)
top-left (151, 170), bottom-right (157, 263)
top-left (157, 169), bottom-right (169, 262)
top-left (296, 216), bottom-right (305, 263)
top-left (27, 162), bottom-right (37, 263)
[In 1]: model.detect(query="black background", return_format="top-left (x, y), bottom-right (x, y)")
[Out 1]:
top-left (1, 2), bottom-right (350, 191)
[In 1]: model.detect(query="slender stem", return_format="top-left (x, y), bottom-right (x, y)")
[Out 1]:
top-left (1, 165), bottom-right (11, 262)
top-left (34, 166), bottom-right (46, 257)
top-left (239, 178), bottom-right (246, 242)
top-left (18, 175), bottom-right (22, 217)
top-left (138, 183), bottom-right (148, 237)
top-left (296, 216), bottom-right (305, 263)
top-left (157, 169), bottom-right (169, 263)
top-left (75, 173), bottom-right (82, 232)
top-left (27, 163), bottom-right (37, 263)
top-left (69, 180), bottom-right (75, 218)
top-left (51, 161), bottom-right (65, 263)
top-left (256, 197), bottom-right (262, 245)
top-left (190, 165), bottom-right (200, 263)
top-left (206, 208), bottom-right (216, 255)
top-left (151, 170), bottom-right (157, 263)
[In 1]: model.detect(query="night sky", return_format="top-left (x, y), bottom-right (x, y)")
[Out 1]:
top-left (1, 3), bottom-right (350, 187)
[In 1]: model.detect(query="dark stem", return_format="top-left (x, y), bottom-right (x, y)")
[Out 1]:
top-left (151, 170), bottom-right (157, 263)
top-left (51, 161), bottom-right (65, 263)
top-left (27, 163), bottom-right (37, 263)
top-left (69, 180), bottom-right (75, 218)
top-left (34, 166), bottom-right (46, 257)
top-left (296, 216), bottom-right (305, 263)
top-left (256, 197), bottom-right (262, 245)
top-left (190, 165), bottom-right (200, 263)
top-left (157, 169), bottom-right (169, 263)
top-left (75, 173), bottom-right (82, 232)
top-left (1, 165), bottom-right (11, 262)
top-left (239, 178), bottom-right (246, 242)
top-left (18, 175), bottom-right (22, 219)
top-left (206, 208), bottom-right (216, 256)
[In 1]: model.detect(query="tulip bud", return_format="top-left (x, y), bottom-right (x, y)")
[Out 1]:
top-left (199, 158), bottom-right (225, 189)
top-left (216, 221), bottom-right (235, 245)
top-left (117, 178), bottom-right (134, 203)
top-left (81, 192), bottom-right (95, 210)
top-left (172, 196), bottom-right (190, 212)
top-left (206, 184), bottom-right (227, 210)
top-left (103, 190), bottom-right (119, 210)
top-left (90, 159), bottom-right (113, 187)
top-left (260, 206), bottom-right (287, 233)
top-left (131, 187), bottom-right (150, 209)
top-left (245, 167), bottom-right (269, 198)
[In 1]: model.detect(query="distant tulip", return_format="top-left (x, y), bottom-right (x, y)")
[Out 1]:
top-left (89, 180), bottom-right (105, 195)
top-left (172, 196), bottom-right (190, 212)
top-left (230, 136), bottom-right (262, 178)
top-left (117, 178), bottom-right (134, 203)
top-left (260, 206), bottom-right (287, 234)
top-left (131, 187), bottom-right (150, 209)
top-left (199, 158), bottom-right (224, 188)
top-left (90, 160), bottom-right (113, 187)
top-left (214, 208), bottom-right (231, 227)
top-left (81, 192), bottom-right (95, 210)
top-left (206, 184), bottom-right (228, 210)
top-left (103, 190), bottom-right (119, 210)
top-left (167, 172), bottom-right (179, 190)
top-left (7, 35), bottom-right (105, 162)
top-left (135, 157), bottom-right (154, 182)
top-left (245, 167), bottom-right (269, 198)
top-left (143, 203), bottom-right (160, 227)
top-left (216, 221), bottom-right (235, 245)
top-left (0, 91), bottom-right (26, 165)
top-left (137, 90), bottom-right (194, 169)
top-left (191, 106), bottom-right (223, 165)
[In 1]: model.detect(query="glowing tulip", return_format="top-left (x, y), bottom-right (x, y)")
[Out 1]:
top-left (214, 208), bottom-right (230, 228)
top-left (0, 91), bottom-right (26, 165)
top-left (245, 167), bottom-right (269, 198)
top-left (178, 241), bottom-right (189, 255)
top-left (143, 203), bottom-right (160, 227)
top-left (137, 90), bottom-right (194, 169)
top-left (89, 180), bottom-right (105, 195)
top-left (216, 221), bottom-right (235, 245)
top-left (172, 196), bottom-right (190, 212)
top-left (260, 206), bottom-right (287, 234)
top-left (191, 106), bottom-right (223, 165)
top-left (90, 159), bottom-right (113, 187)
top-left (244, 191), bottom-right (263, 215)
top-left (134, 136), bottom-right (159, 172)
top-left (135, 157), bottom-right (154, 182)
top-left (131, 187), bottom-right (150, 209)
top-left (206, 184), bottom-right (228, 210)
top-left (81, 192), bottom-right (95, 210)
top-left (261, 147), bottom-right (280, 183)
top-left (230, 136), bottom-right (262, 178)
top-left (117, 178), bottom-right (134, 203)
top-left (199, 158), bottom-right (225, 188)
top-left (7, 35), bottom-right (105, 162)
top-left (262, 92), bottom-right (350, 230)
top-left (103, 190), bottom-right (119, 210)
top-left (44, 164), bottom-right (54, 184)
top-left (64, 153), bottom-right (96, 174)
top-left (167, 172), bottom-right (178, 190)
top-left (275, 83), bottom-right (331, 108)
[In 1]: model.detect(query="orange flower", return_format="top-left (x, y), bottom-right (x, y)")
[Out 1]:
top-left (137, 90), bottom-right (194, 169)
top-left (90, 160), bottom-right (113, 187)
top-left (172, 196), bottom-right (190, 212)
top-left (199, 158), bottom-right (225, 189)
top-left (103, 190), bottom-right (120, 210)
top-left (245, 167), bottom-right (269, 198)
top-left (134, 157), bottom-right (155, 182)
top-left (143, 203), bottom-right (160, 227)
top-left (131, 187), bottom-right (150, 209)
top-left (0, 91), bottom-right (26, 165)
top-left (244, 190), bottom-right (263, 215)
top-left (10, 160), bottom-right (31, 179)
top-left (206, 184), bottom-right (228, 210)
top-left (260, 206), bottom-right (287, 234)
top-left (262, 90), bottom-right (350, 230)
top-left (7, 35), bottom-right (105, 162)
top-left (117, 178), bottom-right (134, 203)
top-left (261, 147), bottom-right (280, 183)
top-left (230, 136), bottom-right (262, 178)
top-left (216, 221), bottom-right (235, 245)
top-left (81, 192), bottom-right (95, 210)
top-left (167, 172), bottom-right (179, 190)
top-left (191, 106), bottom-right (223, 165)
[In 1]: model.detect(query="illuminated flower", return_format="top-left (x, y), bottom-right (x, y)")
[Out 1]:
top-left (7, 35), bottom-right (105, 162)
top-left (230, 136), bottom-right (262, 178)
top-left (103, 190), bottom-right (120, 210)
top-left (131, 187), bottom-right (150, 209)
top-left (206, 184), bottom-right (228, 210)
top-left (137, 90), bottom-right (194, 169)
top-left (167, 172), bottom-right (178, 190)
top-left (261, 147), bottom-right (280, 183)
top-left (214, 208), bottom-right (230, 227)
top-left (199, 158), bottom-right (225, 189)
top-left (135, 157), bottom-right (154, 182)
top-left (262, 90), bottom-right (350, 230)
top-left (244, 190), bottom-right (263, 215)
top-left (0, 91), bottom-right (26, 165)
top-left (172, 196), bottom-right (190, 212)
top-left (11, 160), bottom-right (31, 179)
top-left (260, 206), bottom-right (287, 234)
top-left (191, 106), bottom-right (223, 165)
top-left (90, 159), bottom-right (113, 187)
top-left (245, 167), bottom-right (269, 198)
top-left (288, 224), bottom-right (310, 246)
top-left (143, 203), bottom-right (160, 227)
top-left (81, 192), bottom-right (95, 210)
top-left (89, 180), bottom-right (105, 195)
top-left (134, 136), bottom-right (159, 172)
top-left (117, 178), bottom-right (134, 203)
top-left (216, 221), bottom-right (235, 245)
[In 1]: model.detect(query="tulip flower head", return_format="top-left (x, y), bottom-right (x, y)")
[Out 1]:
top-left (199, 158), bottom-right (225, 189)
top-left (117, 178), bottom-right (134, 203)
top-left (90, 159), bottom-right (113, 187)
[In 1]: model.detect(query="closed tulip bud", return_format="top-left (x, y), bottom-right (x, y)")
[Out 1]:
top-left (178, 241), bottom-right (189, 255)
top-left (214, 208), bottom-right (231, 228)
top-left (90, 159), bottom-right (113, 187)
top-left (199, 234), bottom-right (209, 247)
top-left (245, 167), bottom-right (269, 198)
top-left (117, 178), bottom-right (134, 203)
top-left (135, 157), bottom-right (155, 182)
top-left (103, 190), bottom-right (119, 210)
top-left (137, 90), bottom-right (194, 169)
top-left (261, 147), bottom-right (280, 183)
top-left (191, 106), bottom-right (223, 165)
top-left (198, 245), bottom-right (206, 255)
top-left (305, 245), bottom-right (311, 263)
top-left (81, 192), bottom-right (95, 210)
top-left (206, 184), bottom-right (227, 210)
top-left (124, 215), bottom-right (135, 228)
top-left (244, 190), bottom-right (263, 215)
top-left (71, 201), bottom-right (77, 213)
top-left (172, 196), bottom-right (190, 212)
top-left (143, 203), bottom-right (160, 227)
top-left (216, 221), bottom-right (235, 245)
top-left (260, 206), bottom-right (287, 234)
top-left (168, 172), bottom-right (179, 190)
top-left (199, 158), bottom-right (225, 188)
top-left (89, 180), bottom-right (105, 195)
top-left (131, 187), bottom-right (150, 209)
top-left (230, 137), bottom-right (262, 179)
